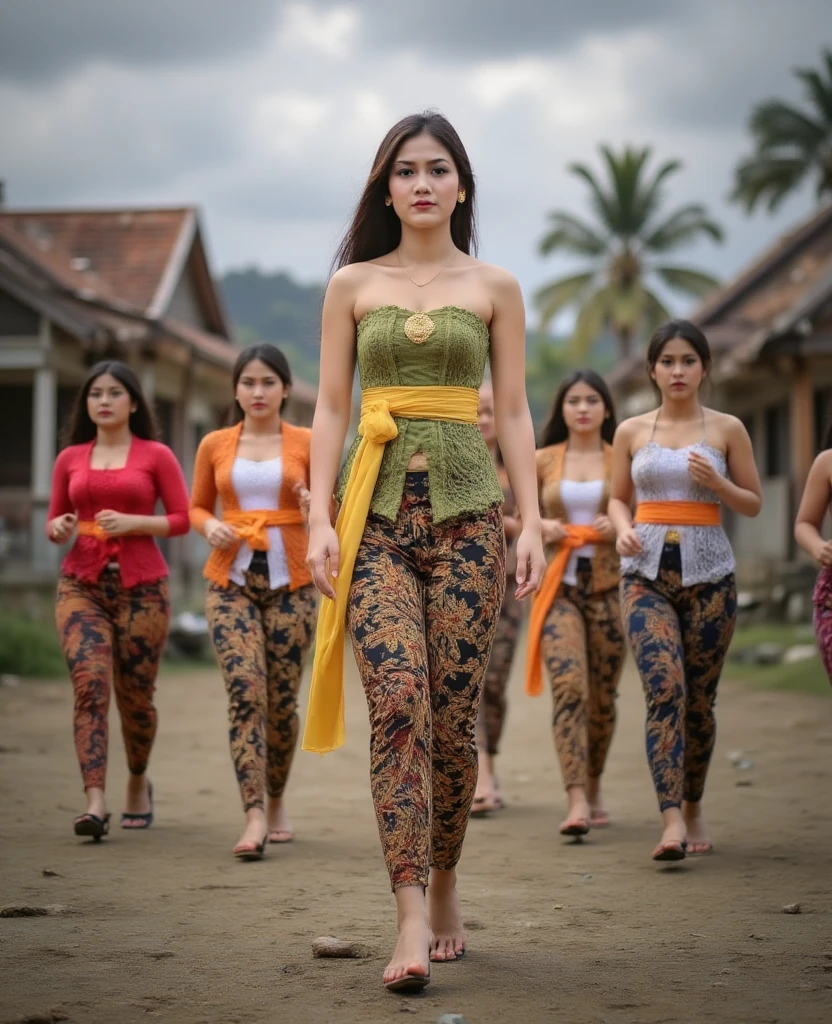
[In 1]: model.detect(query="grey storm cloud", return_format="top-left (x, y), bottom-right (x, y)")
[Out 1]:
top-left (0, 0), bottom-right (284, 84)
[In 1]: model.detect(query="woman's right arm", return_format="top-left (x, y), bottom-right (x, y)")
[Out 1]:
top-left (608, 420), bottom-right (642, 556)
top-left (795, 451), bottom-right (832, 564)
top-left (307, 269), bottom-right (358, 599)
top-left (189, 437), bottom-right (237, 550)
top-left (46, 449), bottom-right (77, 543)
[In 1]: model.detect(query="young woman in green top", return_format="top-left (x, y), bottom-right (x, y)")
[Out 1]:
top-left (305, 111), bottom-right (545, 993)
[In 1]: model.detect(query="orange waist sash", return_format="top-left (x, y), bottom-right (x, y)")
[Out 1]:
top-left (77, 520), bottom-right (110, 542)
top-left (224, 509), bottom-right (305, 551)
top-left (525, 524), bottom-right (604, 697)
top-left (634, 501), bottom-right (720, 526)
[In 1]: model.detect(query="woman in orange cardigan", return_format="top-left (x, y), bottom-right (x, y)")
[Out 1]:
top-left (190, 344), bottom-right (316, 860)
top-left (526, 370), bottom-right (625, 837)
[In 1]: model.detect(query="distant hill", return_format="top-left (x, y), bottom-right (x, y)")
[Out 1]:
top-left (219, 267), bottom-right (324, 383)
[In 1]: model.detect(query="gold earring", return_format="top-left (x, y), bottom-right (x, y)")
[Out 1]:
top-left (384, 196), bottom-right (393, 207)
top-left (457, 189), bottom-right (466, 204)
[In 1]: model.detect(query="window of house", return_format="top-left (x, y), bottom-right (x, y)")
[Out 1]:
top-left (0, 385), bottom-right (33, 486)
top-left (814, 387), bottom-right (832, 452)
top-left (764, 403), bottom-right (790, 478)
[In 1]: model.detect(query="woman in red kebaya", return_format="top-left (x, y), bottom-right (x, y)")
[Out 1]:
top-left (48, 361), bottom-right (189, 842)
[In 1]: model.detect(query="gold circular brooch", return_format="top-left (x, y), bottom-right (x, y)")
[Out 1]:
top-left (403, 312), bottom-right (435, 344)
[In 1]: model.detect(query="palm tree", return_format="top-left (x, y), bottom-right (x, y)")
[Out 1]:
top-left (535, 145), bottom-right (724, 360)
top-left (732, 49), bottom-right (832, 213)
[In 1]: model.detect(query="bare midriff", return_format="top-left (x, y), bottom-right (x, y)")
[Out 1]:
top-left (407, 451), bottom-right (429, 471)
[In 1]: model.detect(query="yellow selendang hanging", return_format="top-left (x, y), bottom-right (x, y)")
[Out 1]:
top-left (302, 385), bottom-right (480, 754)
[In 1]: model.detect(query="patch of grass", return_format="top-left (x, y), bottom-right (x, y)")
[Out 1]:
top-left (725, 622), bottom-right (830, 697)
top-left (0, 616), bottom-right (66, 679)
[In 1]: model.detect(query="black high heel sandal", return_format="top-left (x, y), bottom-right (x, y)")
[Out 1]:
top-left (74, 812), bottom-right (111, 843)
top-left (121, 780), bottom-right (154, 829)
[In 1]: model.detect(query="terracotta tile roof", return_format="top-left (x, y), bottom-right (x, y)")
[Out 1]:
top-left (0, 207), bottom-right (193, 313)
top-left (608, 203), bottom-right (832, 391)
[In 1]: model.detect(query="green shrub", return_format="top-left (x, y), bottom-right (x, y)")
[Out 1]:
top-left (0, 616), bottom-right (66, 678)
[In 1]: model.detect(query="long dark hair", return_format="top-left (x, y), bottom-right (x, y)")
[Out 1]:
top-left (332, 110), bottom-right (478, 270)
top-left (646, 319), bottom-right (712, 383)
top-left (64, 360), bottom-right (158, 445)
top-left (539, 369), bottom-right (617, 447)
top-left (230, 343), bottom-right (293, 424)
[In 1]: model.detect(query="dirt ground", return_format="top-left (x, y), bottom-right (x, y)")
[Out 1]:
top-left (1, 647), bottom-right (831, 1024)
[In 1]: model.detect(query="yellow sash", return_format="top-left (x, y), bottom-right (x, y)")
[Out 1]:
top-left (302, 384), bottom-right (480, 753)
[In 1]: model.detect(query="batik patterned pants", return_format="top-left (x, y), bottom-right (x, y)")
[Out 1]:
top-left (620, 544), bottom-right (736, 811)
top-left (56, 570), bottom-right (170, 791)
top-left (814, 605), bottom-right (832, 685)
top-left (474, 582), bottom-right (523, 756)
top-left (206, 555), bottom-right (317, 811)
top-left (347, 473), bottom-right (505, 890)
top-left (541, 558), bottom-right (625, 788)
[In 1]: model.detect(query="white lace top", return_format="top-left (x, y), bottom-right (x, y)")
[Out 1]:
top-left (620, 440), bottom-right (735, 586)
top-left (560, 478), bottom-right (604, 586)
top-left (229, 457), bottom-right (290, 590)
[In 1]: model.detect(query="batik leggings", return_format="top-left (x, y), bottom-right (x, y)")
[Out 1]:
top-left (55, 570), bottom-right (170, 791)
top-left (347, 473), bottom-right (506, 890)
top-left (620, 544), bottom-right (737, 811)
top-left (206, 556), bottom-right (317, 812)
top-left (541, 558), bottom-right (625, 788)
top-left (474, 581), bottom-right (523, 756)
top-left (814, 605), bottom-right (832, 685)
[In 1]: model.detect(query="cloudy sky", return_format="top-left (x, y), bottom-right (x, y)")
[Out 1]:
top-left (1, 1), bottom-right (829, 319)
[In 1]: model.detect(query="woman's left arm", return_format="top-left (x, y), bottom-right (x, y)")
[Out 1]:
top-left (488, 268), bottom-right (546, 598)
top-left (689, 416), bottom-right (762, 517)
top-left (96, 445), bottom-right (191, 538)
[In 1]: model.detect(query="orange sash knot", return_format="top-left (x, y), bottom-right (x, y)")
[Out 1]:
top-left (525, 524), bottom-right (605, 697)
top-left (224, 509), bottom-right (305, 551)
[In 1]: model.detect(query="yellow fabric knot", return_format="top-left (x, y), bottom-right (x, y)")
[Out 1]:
top-left (358, 400), bottom-right (399, 445)
top-left (302, 384), bottom-right (480, 754)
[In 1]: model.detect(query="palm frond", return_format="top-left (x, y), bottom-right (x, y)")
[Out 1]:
top-left (796, 58), bottom-right (832, 122)
top-left (533, 271), bottom-right (596, 329)
top-left (749, 100), bottom-right (827, 152)
top-left (569, 286), bottom-right (612, 360)
top-left (642, 204), bottom-right (725, 252)
top-left (632, 157), bottom-right (684, 229)
top-left (568, 161), bottom-right (617, 233)
top-left (538, 212), bottom-right (608, 257)
top-left (640, 287), bottom-right (673, 339)
top-left (731, 154), bottom-right (811, 212)
top-left (653, 265), bottom-right (721, 298)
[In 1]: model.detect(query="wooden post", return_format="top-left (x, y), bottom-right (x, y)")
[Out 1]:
top-left (790, 356), bottom-right (814, 495)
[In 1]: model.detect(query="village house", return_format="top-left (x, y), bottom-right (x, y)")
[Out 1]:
top-left (608, 203), bottom-right (832, 588)
top-left (0, 205), bottom-right (317, 608)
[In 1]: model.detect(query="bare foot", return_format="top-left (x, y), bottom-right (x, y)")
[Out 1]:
top-left (683, 800), bottom-right (713, 855)
top-left (266, 795), bottom-right (294, 843)
top-left (471, 749), bottom-right (497, 816)
top-left (587, 777), bottom-right (610, 827)
top-left (560, 785), bottom-right (591, 835)
top-left (81, 787), bottom-right (107, 821)
top-left (384, 915), bottom-right (431, 988)
top-left (233, 809), bottom-right (268, 857)
top-left (652, 816), bottom-right (687, 861)
top-left (428, 868), bottom-right (465, 961)
top-left (122, 775), bottom-right (152, 828)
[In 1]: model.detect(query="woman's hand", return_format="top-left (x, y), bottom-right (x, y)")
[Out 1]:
top-left (816, 539), bottom-right (832, 567)
top-left (541, 518), bottom-right (567, 545)
top-left (204, 517), bottom-right (239, 550)
top-left (592, 514), bottom-right (616, 543)
top-left (307, 521), bottom-right (340, 600)
top-left (514, 526), bottom-right (546, 600)
top-left (688, 451), bottom-right (724, 492)
top-left (95, 510), bottom-right (136, 537)
top-left (616, 528), bottom-right (643, 557)
top-left (293, 481), bottom-right (312, 522)
top-left (49, 513), bottom-right (77, 543)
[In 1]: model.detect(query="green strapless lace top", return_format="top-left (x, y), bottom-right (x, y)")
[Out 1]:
top-left (337, 305), bottom-right (505, 523)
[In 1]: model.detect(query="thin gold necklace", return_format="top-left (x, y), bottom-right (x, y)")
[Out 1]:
top-left (396, 247), bottom-right (459, 289)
